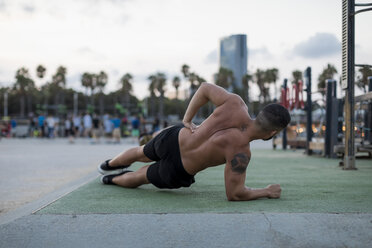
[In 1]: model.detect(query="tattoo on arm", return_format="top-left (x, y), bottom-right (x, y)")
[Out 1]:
top-left (231, 153), bottom-right (250, 174)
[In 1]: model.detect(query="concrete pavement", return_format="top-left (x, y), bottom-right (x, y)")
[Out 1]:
top-left (0, 138), bottom-right (135, 216)
top-left (1, 213), bottom-right (371, 248)
top-left (1, 138), bottom-right (371, 247)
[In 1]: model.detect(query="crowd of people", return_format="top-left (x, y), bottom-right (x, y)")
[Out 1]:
top-left (0, 113), bottom-right (168, 144)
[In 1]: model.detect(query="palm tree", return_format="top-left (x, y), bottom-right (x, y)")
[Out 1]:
top-left (181, 64), bottom-right (190, 78)
top-left (291, 70), bottom-right (303, 85)
top-left (242, 73), bottom-right (253, 103)
top-left (214, 67), bottom-right (234, 90)
top-left (89, 74), bottom-right (97, 105)
top-left (36, 65), bottom-right (47, 113)
top-left (81, 72), bottom-right (93, 98)
top-left (188, 72), bottom-right (199, 98)
top-left (356, 66), bottom-right (372, 93)
top-left (52, 66), bottom-right (67, 88)
top-left (265, 68), bottom-right (279, 101)
top-left (155, 72), bottom-right (167, 122)
top-left (172, 76), bottom-right (181, 99)
top-left (317, 64), bottom-right (338, 94)
top-left (148, 74), bottom-right (157, 117)
top-left (14, 67), bottom-right (35, 117)
top-left (181, 64), bottom-right (191, 98)
top-left (96, 71), bottom-right (108, 115)
top-left (254, 69), bottom-right (268, 103)
top-left (119, 73), bottom-right (133, 109)
top-left (36, 65), bottom-right (46, 81)
top-left (196, 75), bottom-right (206, 86)
top-left (51, 66), bottom-right (67, 113)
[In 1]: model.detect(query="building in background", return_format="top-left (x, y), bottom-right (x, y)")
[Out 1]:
top-left (219, 34), bottom-right (248, 90)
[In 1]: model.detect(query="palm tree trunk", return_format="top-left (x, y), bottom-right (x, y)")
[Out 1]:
top-left (27, 94), bottom-right (32, 116)
top-left (44, 95), bottom-right (48, 115)
top-left (99, 94), bottom-right (104, 115)
top-left (20, 95), bottom-right (25, 117)
top-left (125, 93), bottom-right (130, 111)
top-left (150, 95), bottom-right (155, 117)
top-left (159, 94), bottom-right (164, 123)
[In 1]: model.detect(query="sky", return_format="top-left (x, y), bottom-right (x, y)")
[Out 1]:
top-left (0, 0), bottom-right (371, 100)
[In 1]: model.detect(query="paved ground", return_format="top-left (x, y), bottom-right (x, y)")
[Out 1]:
top-left (1, 213), bottom-right (372, 248)
top-left (0, 137), bottom-right (135, 216)
top-left (1, 138), bottom-right (372, 247)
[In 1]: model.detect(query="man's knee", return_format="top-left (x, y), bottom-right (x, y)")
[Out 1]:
top-left (138, 146), bottom-right (152, 162)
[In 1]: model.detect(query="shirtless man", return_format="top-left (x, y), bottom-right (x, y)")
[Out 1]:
top-left (98, 82), bottom-right (290, 201)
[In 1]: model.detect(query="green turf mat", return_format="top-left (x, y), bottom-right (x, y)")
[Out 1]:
top-left (37, 150), bottom-right (372, 214)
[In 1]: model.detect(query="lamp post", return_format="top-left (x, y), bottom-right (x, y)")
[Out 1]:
top-left (73, 92), bottom-right (78, 116)
top-left (4, 91), bottom-right (8, 117)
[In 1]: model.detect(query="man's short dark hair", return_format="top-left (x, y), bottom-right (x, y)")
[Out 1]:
top-left (255, 103), bottom-right (291, 131)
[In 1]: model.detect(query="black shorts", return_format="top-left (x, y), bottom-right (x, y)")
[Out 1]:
top-left (144, 124), bottom-right (195, 189)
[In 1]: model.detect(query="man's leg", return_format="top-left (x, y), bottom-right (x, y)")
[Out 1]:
top-left (109, 145), bottom-right (152, 167)
top-left (112, 165), bottom-right (150, 188)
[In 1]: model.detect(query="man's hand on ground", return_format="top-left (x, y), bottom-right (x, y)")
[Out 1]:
top-left (183, 121), bottom-right (198, 133)
top-left (266, 184), bottom-right (281, 199)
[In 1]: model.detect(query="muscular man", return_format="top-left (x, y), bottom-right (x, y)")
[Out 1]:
top-left (98, 83), bottom-right (290, 201)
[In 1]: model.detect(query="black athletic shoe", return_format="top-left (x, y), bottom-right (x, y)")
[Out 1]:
top-left (100, 170), bottom-right (133, 185)
top-left (98, 159), bottom-right (130, 175)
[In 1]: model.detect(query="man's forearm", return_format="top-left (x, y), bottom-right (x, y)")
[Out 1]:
top-left (229, 187), bottom-right (269, 201)
top-left (183, 84), bottom-right (208, 122)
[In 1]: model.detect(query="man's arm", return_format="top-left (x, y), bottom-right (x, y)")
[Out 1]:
top-left (183, 82), bottom-right (231, 131)
top-left (224, 152), bottom-right (281, 201)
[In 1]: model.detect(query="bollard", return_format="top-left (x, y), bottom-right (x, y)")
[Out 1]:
top-left (305, 67), bottom-right (313, 155)
top-left (282, 79), bottom-right (288, 150)
top-left (325, 79), bottom-right (333, 157)
top-left (367, 76), bottom-right (372, 143)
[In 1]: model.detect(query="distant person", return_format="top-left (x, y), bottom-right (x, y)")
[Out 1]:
top-left (121, 115), bottom-right (129, 137)
top-left (92, 113), bottom-right (101, 144)
top-left (131, 115), bottom-right (140, 139)
top-left (152, 117), bottom-right (160, 133)
top-left (103, 114), bottom-right (113, 142)
top-left (139, 115), bottom-right (147, 134)
top-left (10, 118), bottom-right (17, 138)
top-left (111, 115), bottom-right (121, 144)
top-left (65, 116), bottom-right (75, 143)
top-left (73, 114), bottom-right (82, 138)
top-left (83, 113), bottom-right (93, 137)
top-left (38, 114), bottom-right (45, 137)
top-left (46, 115), bottom-right (55, 138)
top-left (98, 83), bottom-right (290, 201)
top-left (29, 116), bottom-right (36, 137)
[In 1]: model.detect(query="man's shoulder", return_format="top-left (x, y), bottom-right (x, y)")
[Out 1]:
top-left (217, 131), bottom-right (250, 154)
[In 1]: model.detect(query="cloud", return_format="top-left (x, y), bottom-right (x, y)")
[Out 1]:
top-left (204, 49), bottom-right (218, 64)
top-left (0, 0), bottom-right (6, 11)
top-left (22, 4), bottom-right (35, 13)
top-left (76, 47), bottom-right (106, 60)
top-left (292, 32), bottom-right (341, 58)
top-left (66, 73), bottom-right (82, 89)
top-left (248, 46), bottom-right (272, 58)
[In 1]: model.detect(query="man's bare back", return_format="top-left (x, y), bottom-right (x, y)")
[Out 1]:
top-left (179, 93), bottom-right (252, 175)
top-left (99, 82), bottom-right (290, 201)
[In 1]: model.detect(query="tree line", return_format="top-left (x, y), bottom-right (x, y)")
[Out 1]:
top-left (1, 63), bottom-right (371, 119)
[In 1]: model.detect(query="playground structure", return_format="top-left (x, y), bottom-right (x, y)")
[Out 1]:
top-left (275, 71), bottom-right (372, 166)
top-left (274, 0), bottom-right (372, 169)
top-left (341, 0), bottom-right (372, 169)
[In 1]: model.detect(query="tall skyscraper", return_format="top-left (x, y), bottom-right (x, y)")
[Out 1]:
top-left (219, 34), bottom-right (248, 89)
